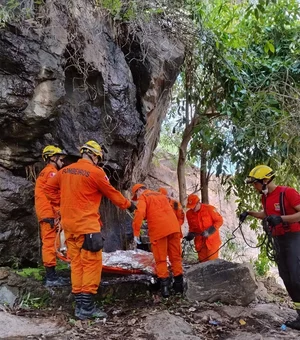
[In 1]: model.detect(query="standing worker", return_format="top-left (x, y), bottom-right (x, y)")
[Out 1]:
top-left (158, 187), bottom-right (185, 235)
top-left (35, 145), bottom-right (67, 287)
top-left (44, 140), bottom-right (135, 320)
top-left (240, 165), bottom-right (300, 330)
top-left (132, 184), bottom-right (184, 298)
top-left (185, 194), bottom-right (223, 262)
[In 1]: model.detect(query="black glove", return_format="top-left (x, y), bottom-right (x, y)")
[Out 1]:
top-left (266, 215), bottom-right (283, 227)
top-left (202, 226), bottom-right (216, 237)
top-left (184, 232), bottom-right (195, 241)
top-left (128, 202), bottom-right (137, 213)
top-left (239, 211), bottom-right (249, 222)
top-left (41, 218), bottom-right (55, 228)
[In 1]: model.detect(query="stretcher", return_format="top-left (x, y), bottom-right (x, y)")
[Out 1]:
top-left (55, 230), bottom-right (156, 276)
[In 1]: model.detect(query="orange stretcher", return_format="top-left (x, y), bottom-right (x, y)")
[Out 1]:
top-left (56, 230), bottom-right (156, 276)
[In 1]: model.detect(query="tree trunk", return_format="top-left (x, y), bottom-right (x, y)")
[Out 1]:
top-left (200, 149), bottom-right (209, 204)
top-left (177, 114), bottom-right (201, 206)
top-left (177, 146), bottom-right (187, 206)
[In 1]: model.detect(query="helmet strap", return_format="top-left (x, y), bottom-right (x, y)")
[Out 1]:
top-left (83, 150), bottom-right (99, 166)
top-left (260, 178), bottom-right (273, 196)
top-left (50, 155), bottom-right (62, 169)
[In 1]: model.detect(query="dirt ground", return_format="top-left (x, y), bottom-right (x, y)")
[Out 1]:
top-left (1, 277), bottom-right (299, 340)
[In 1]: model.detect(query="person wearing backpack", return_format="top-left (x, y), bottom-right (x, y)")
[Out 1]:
top-left (240, 165), bottom-right (300, 330)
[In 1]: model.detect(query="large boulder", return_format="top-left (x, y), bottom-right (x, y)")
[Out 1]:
top-left (186, 259), bottom-right (258, 306)
top-left (0, 0), bottom-right (184, 265)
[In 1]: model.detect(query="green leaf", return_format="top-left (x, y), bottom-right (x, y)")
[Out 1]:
top-left (264, 43), bottom-right (270, 53)
top-left (268, 42), bottom-right (275, 53)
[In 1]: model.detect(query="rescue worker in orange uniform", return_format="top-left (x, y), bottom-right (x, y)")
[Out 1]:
top-left (240, 165), bottom-right (300, 330)
top-left (35, 145), bottom-right (67, 287)
top-left (185, 194), bottom-right (223, 262)
top-left (132, 184), bottom-right (184, 297)
top-left (44, 141), bottom-right (135, 320)
top-left (158, 187), bottom-right (185, 235)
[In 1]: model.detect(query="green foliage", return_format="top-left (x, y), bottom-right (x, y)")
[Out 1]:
top-left (220, 232), bottom-right (247, 262)
top-left (0, 0), bottom-right (43, 26)
top-left (19, 292), bottom-right (49, 309)
top-left (165, 0), bottom-right (300, 266)
top-left (56, 260), bottom-right (70, 271)
top-left (95, 0), bottom-right (139, 21)
top-left (253, 248), bottom-right (271, 277)
top-left (16, 267), bottom-right (44, 281)
top-left (96, 0), bottom-right (122, 16)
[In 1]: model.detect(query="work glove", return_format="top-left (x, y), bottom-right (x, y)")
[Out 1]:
top-left (239, 211), bottom-right (249, 222)
top-left (266, 215), bottom-right (283, 227)
top-left (134, 236), bottom-right (142, 245)
top-left (202, 226), bottom-right (216, 238)
top-left (128, 202), bottom-right (137, 213)
top-left (41, 218), bottom-right (55, 228)
top-left (184, 232), bottom-right (195, 241)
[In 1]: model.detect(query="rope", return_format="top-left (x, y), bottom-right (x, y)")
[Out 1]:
top-left (127, 209), bottom-right (279, 264)
top-left (182, 220), bottom-right (269, 263)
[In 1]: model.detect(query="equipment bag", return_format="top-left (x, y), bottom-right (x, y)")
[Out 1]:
top-left (82, 232), bottom-right (105, 252)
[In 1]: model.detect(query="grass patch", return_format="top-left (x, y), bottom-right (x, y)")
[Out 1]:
top-left (16, 267), bottom-right (44, 281)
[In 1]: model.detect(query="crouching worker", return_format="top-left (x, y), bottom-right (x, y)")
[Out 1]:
top-left (35, 145), bottom-right (68, 287)
top-left (131, 184), bottom-right (184, 298)
top-left (44, 140), bottom-right (135, 320)
top-left (185, 194), bottom-right (223, 262)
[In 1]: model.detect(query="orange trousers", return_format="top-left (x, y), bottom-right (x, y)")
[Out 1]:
top-left (64, 231), bottom-right (102, 294)
top-left (40, 221), bottom-right (57, 267)
top-left (195, 236), bottom-right (220, 262)
top-left (151, 232), bottom-right (183, 278)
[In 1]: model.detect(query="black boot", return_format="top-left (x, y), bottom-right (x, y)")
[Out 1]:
top-left (286, 309), bottom-right (300, 330)
top-left (45, 266), bottom-right (69, 287)
top-left (73, 293), bottom-right (82, 319)
top-left (77, 293), bottom-right (107, 320)
top-left (160, 277), bottom-right (170, 298)
top-left (173, 274), bottom-right (184, 294)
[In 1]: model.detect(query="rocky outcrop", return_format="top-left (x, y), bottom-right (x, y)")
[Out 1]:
top-left (0, 1), bottom-right (184, 265)
top-left (186, 260), bottom-right (258, 306)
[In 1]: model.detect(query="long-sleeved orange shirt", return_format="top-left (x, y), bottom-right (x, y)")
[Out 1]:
top-left (186, 204), bottom-right (223, 246)
top-left (35, 164), bottom-right (57, 221)
top-left (44, 159), bottom-right (131, 234)
top-left (133, 189), bottom-right (180, 241)
top-left (186, 204), bottom-right (223, 233)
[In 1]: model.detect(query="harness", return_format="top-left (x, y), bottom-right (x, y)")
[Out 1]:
top-left (262, 186), bottom-right (291, 232)
top-left (279, 186), bottom-right (291, 231)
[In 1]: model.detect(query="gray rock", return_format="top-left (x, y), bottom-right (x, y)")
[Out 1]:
top-left (0, 0), bottom-right (184, 265)
top-left (0, 312), bottom-right (63, 338)
top-left (144, 311), bottom-right (202, 340)
top-left (0, 285), bottom-right (19, 308)
top-left (186, 259), bottom-right (258, 306)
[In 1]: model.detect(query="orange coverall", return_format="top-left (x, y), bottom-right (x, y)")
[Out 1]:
top-left (35, 164), bottom-right (58, 267)
top-left (186, 204), bottom-right (223, 262)
top-left (44, 159), bottom-right (131, 294)
top-left (133, 189), bottom-right (183, 278)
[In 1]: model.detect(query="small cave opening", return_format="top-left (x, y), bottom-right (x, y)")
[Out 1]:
top-left (120, 33), bottom-right (151, 120)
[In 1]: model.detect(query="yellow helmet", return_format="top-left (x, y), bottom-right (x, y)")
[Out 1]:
top-left (246, 165), bottom-right (275, 184)
top-left (80, 140), bottom-right (103, 159)
top-left (42, 145), bottom-right (66, 161)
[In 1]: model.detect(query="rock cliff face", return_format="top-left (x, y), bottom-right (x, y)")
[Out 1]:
top-left (0, 0), bottom-right (184, 266)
